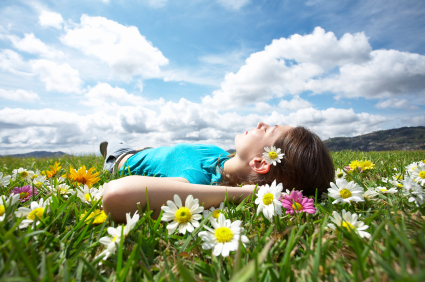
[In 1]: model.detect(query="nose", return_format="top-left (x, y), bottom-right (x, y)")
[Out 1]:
top-left (256, 122), bottom-right (270, 130)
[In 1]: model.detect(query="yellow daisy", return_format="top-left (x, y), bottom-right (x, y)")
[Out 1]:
top-left (69, 166), bottom-right (100, 188)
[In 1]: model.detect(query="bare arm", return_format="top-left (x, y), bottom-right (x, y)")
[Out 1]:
top-left (102, 175), bottom-right (256, 222)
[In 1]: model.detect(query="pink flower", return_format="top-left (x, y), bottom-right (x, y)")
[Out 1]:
top-left (345, 166), bottom-right (352, 172)
top-left (279, 190), bottom-right (316, 214)
top-left (10, 185), bottom-right (38, 202)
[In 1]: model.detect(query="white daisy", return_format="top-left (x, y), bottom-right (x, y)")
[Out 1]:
top-left (0, 194), bottom-right (20, 221)
top-left (262, 146), bottom-right (284, 166)
top-left (31, 169), bottom-right (41, 181)
top-left (33, 175), bottom-right (49, 189)
top-left (204, 202), bottom-right (226, 221)
top-left (48, 183), bottom-right (75, 198)
top-left (161, 194), bottom-right (204, 234)
top-left (402, 177), bottom-right (425, 206)
top-left (254, 180), bottom-right (283, 220)
top-left (280, 189), bottom-right (293, 198)
top-left (327, 179), bottom-right (364, 204)
top-left (327, 209), bottom-right (371, 239)
top-left (411, 163), bottom-right (425, 186)
top-left (335, 168), bottom-right (346, 179)
top-left (14, 197), bottom-right (50, 229)
top-left (98, 211), bottom-right (140, 261)
top-left (198, 213), bottom-right (249, 257)
top-left (0, 172), bottom-right (11, 187)
top-left (405, 162), bottom-right (418, 177)
top-left (375, 186), bottom-right (398, 194)
top-left (363, 187), bottom-right (379, 201)
top-left (12, 168), bottom-right (34, 182)
top-left (76, 185), bottom-right (103, 205)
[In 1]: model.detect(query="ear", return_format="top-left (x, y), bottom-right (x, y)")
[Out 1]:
top-left (249, 157), bottom-right (271, 174)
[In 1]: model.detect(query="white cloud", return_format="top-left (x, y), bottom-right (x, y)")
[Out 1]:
top-left (216, 0), bottom-right (250, 10)
top-left (308, 49), bottom-right (425, 99)
top-left (0, 101), bottom-right (389, 154)
top-left (61, 15), bottom-right (168, 80)
top-left (375, 98), bottom-right (419, 110)
top-left (0, 49), bottom-right (31, 75)
top-left (407, 116), bottom-right (425, 126)
top-left (203, 27), bottom-right (425, 109)
top-left (30, 59), bottom-right (82, 93)
top-left (7, 33), bottom-right (63, 58)
top-left (82, 83), bottom-right (164, 111)
top-left (0, 89), bottom-right (39, 102)
top-left (38, 10), bottom-right (64, 30)
top-left (279, 96), bottom-right (312, 110)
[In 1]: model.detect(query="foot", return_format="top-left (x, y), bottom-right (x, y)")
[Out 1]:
top-left (100, 141), bottom-right (108, 160)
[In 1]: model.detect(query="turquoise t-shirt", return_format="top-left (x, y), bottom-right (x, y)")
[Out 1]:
top-left (119, 144), bottom-right (230, 185)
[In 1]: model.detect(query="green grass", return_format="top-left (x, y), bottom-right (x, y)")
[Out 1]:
top-left (1, 150), bottom-right (425, 281)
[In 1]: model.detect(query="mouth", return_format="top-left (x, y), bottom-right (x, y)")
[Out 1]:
top-left (245, 131), bottom-right (248, 135)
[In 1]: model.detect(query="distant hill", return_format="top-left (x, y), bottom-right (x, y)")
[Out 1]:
top-left (0, 151), bottom-right (68, 158)
top-left (324, 126), bottom-right (425, 152)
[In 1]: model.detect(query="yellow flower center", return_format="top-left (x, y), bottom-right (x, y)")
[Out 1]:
top-left (337, 172), bottom-right (344, 178)
top-left (27, 207), bottom-right (45, 220)
top-left (292, 202), bottom-right (303, 211)
top-left (262, 193), bottom-right (274, 205)
top-left (32, 174), bottom-right (38, 179)
top-left (59, 188), bottom-right (68, 194)
top-left (397, 183), bottom-right (403, 188)
top-left (0, 205), bottom-right (5, 216)
top-left (35, 182), bottom-right (43, 188)
top-left (419, 171), bottom-right (425, 179)
top-left (340, 189), bottom-right (352, 199)
top-left (268, 151), bottom-right (278, 159)
top-left (19, 171), bottom-right (28, 178)
top-left (175, 207), bottom-right (192, 223)
top-left (412, 167), bottom-right (417, 171)
top-left (380, 188), bottom-right (387, 192)
top-left (396, 175), bottom-right (402, 180)
top-left (112, 235), bottom-right (118, 242)
top-left (341, 222), bottom-right (354, 231)
top-left (212, 209), bottom-right (221, 219)
top-left (84, 193), bottom-right (91, 202)
top-left (214, 227), bottom-right (234, 243)
top-left (19, 192), bottom-right (29, 199)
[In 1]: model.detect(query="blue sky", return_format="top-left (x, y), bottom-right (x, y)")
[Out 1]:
top-left (0, 0), bottom-right (424, 154)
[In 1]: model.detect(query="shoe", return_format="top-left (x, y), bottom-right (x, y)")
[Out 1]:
top-left (100, 141), bottom-right (108, 160)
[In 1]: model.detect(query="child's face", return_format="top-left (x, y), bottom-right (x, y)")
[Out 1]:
top-left (234, 122), bottom-right (293, 163)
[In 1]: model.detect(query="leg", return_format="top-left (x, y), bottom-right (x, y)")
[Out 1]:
top-left (101, 139), bottom-right (136, 173)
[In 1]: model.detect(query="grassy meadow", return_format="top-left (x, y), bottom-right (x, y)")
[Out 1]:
top-left (0, 150), bottom-right (425, 281)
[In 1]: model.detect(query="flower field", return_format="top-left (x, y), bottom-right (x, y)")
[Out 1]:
top-left (1, 150), bottom-right (425, 281)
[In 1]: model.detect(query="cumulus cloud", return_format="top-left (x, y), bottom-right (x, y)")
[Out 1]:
top-left (7, 33), bottom-right (63, 58)
top-left (0, 101), bottom-right (388, 154)
top-left (375, 98), bottom-right (419, 110)
top-left (0, 49), bottom-right (31, 75)
top-left (38, 10), bottom-right (64, 29)
top-left (202, 27), bottom-right (425, 109)
top-left (81, 82), bottom-right (164, 111)
top-left (30, 59), bottom-right (82, 93)
top-left (0, 89), bottom-right (39, 102)
top-left (216, 0), bottom-right (250, 10)
top-left (279, 96), bottom-right (312, 110)
top-left (61, 15), bottom-right (168, 80)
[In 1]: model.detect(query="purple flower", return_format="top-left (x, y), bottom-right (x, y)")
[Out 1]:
top-left (10, 185), bottom-right (38, 202)
top-left (279, 190), bottom-right (316, 214)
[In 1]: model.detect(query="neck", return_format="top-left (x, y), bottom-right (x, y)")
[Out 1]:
top-left (222, 157), bottom-right (251, 179)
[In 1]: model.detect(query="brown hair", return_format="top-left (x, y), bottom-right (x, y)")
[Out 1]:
top-left (219, 126), bottom-right (335, 196)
